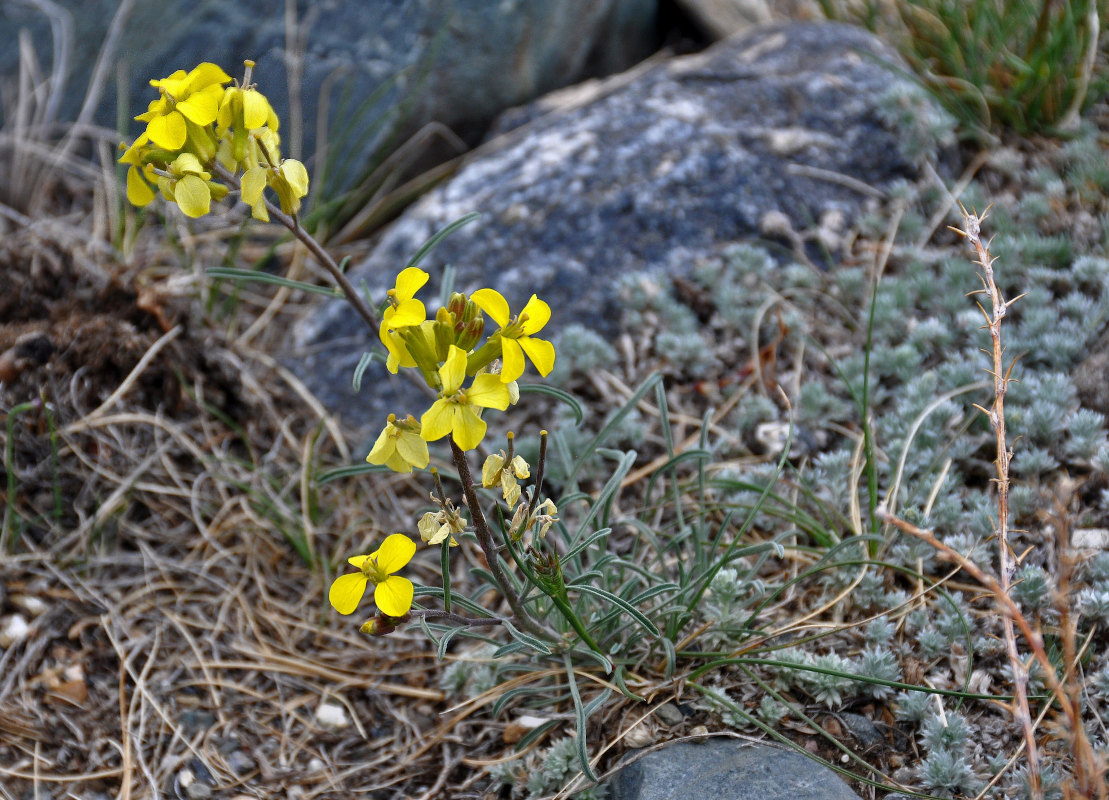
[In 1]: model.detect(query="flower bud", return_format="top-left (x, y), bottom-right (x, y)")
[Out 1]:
top-left (359, 615), bottom-right (398, 636)
top-left (457, 316), bottom-right (485, 353)
top-left (447, 292), bottom-right (467, 321)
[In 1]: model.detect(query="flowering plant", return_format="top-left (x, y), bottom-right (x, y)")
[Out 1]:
top-left (124, 61), bottom-right (671, 786)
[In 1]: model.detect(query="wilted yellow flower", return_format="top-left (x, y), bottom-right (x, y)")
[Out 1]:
top-left (417, 499), bottom-right (466, 546)
top-left (481, 450), bottom-right (531, 508)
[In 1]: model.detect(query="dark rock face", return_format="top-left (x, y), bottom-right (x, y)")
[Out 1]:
top-left (0, 0), bottom-right (658, 169)
top-left (607, 739), bottom-right (862, 800)
top-left (292, 22), bottom-right (936, 432)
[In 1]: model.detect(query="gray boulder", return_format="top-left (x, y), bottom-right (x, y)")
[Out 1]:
top-left (607, 739), bottom-right (861, 800)
top-left (292, 22), bottom-right (947, 432)
top-left (0, 0), bottom-right (658, 182)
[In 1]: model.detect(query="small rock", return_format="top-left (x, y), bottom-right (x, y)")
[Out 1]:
top-left (625, 722), bottom-right (655, 748)
top-left (1073, 528), bottom-right (1109, 550)
top-left (607, 740), bottom-right (862, 800)
top-left (653, 702), bottom-right (685, 727)
top-left (174, 762), bottom-right (215, 800)
top-left (307, 757), bottom-right (326, 774)
top-left (178, 710), bottom-right (217, 734)
top-left (226, 750), bottom-right (255, 776)
top-left (10, 594), bottom-right (48, 617)
top-left (0, 614), bottom-right (30, 647)
top-left (837, 712), bottom-right (884, 749)
top-left (503, 714), bottom-right (547, 744)
top-left (314, 701), bottom-right (350, 730)
top-left (185, 782), bottom-right (211, 800)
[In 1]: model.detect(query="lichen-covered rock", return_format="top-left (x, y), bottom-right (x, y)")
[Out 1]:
top-left (293, 22), bottom-right (950, 431)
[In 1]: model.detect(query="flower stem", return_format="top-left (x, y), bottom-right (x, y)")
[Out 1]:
top-left (210, 162), bottom-right (380, 333)
top-left (449, 438), bottom-right (554, 642)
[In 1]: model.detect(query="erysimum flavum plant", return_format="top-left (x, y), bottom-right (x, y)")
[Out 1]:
top-left (122, 60), bottom-right (687, 785)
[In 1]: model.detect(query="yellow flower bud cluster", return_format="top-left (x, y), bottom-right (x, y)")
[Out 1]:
top-left (366, 267), bottom-right (557, 469)
top-left (119, 61), bottom-right (308, 220)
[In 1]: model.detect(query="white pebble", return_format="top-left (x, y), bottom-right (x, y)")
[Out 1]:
top-left (314, 702), bottom-right (349, 730)
top-left (0, 614), bottom-right (30, 647)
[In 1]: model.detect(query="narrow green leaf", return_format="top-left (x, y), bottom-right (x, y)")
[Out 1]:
top-left (519, 383), bottom-right (584, 425)
top-left (404, 212), bottom-right (481, 270)
top-left (563, 655), bottom-right (599, 784)
top-left (573, 583), bottom-right (660, 638)
top-left (205, 267), bottom-right (344, 297)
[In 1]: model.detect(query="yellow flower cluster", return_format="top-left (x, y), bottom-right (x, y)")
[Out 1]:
top-left (119, 61), bottom-right (308, 220)
top-left (366, 267), bottom-right (556, 469)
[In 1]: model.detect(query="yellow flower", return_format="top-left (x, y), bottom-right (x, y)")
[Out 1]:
top-left (217, 61), bottom-right (280, 165)
top-left (136, 62), bottom-right (231, 150)
top-left (157, 153), bottom-right (216, 218)
top-left (119, 134), bottom-right (157, 206)
top-left (470, 288), bottom-right (556, 382)
top-left (384, 267), bottom-right (429, 327)
top-left (328, 534), bottom-right (416, 617)
top-left (378, 268), bottom-right (430, 373)
top-left (481, 451), bottom-right (531, 508)
top-left (367, 414), bottom-right (429, 473)
top-left (421, 346), bottom-right (511, 450)
top-left (240, 157), bottom-right (309, 221)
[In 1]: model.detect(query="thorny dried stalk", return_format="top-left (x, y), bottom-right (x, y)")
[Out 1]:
top-left (880, 207), bottom-right (1107, 800)
top-left (959, 205), bottom-right (1040, 794)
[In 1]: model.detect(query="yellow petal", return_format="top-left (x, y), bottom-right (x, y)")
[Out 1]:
top-left (172, 152), bottom-right (204, 175)
top-left (499, 338), bottom-right (525, 383)
top-left (389, 297), bottom-right (426, 328)
top-left (328, 572), bottom-right (368, 615)
top-left (185, 62), bottom-right (232, 91)
top-left (366, 425), bottom-right (396, 466)
top-left (347, 555), bottom-right (371, 569)
top-left (242, 89), bottom-right (271, 129)
top-left (509, 455), bottom-right (530, 479)
top-left (374, 533), bottom-right (416, 573)
top-left (470, 288), bottom-right (510, 328)
top-left (452, 404), bottom-right (487, 451)
top-left (396, 432), bottom-right (429, 469)
top-left (519, 336), bottom-right (556, 377)
top-left (279, 159), bottom-right (309, 197)
top-left (118, 134), bottom-right (150, 165)
top-left (176, 86), bottom-right (221, 126)
top-left (438, 345), bottom-right (467, 396)
top-left (468, 374), bottom-right (511, 411)
top-left (374, 575), bottom-right (414, 617)
top-left (519, 295), bottom-right (551, 334)
top-left (420, 399), bottom-right (453, 441)
top-left (173, 175), bottom-right (211, 217)
top-left (146, 111), bottom-right (186, 150)
top-left (241, 166), bottom-right (267, 206)
top-left (395, 267), bottom-right (429, 301)
top-left (482, 453), bottom-right (505, 487)
top-left (150, 69), bottom-right (187, 93)
top-left (126, 167), bottom-right (155, 206)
